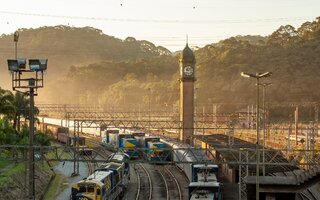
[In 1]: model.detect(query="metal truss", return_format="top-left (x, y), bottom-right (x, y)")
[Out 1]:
top-left (239, 149), bottom-right (249, 200)
top-left (1, 145), bottom-right (319, 165)
top-left (70, 119), bottom-right (234, 130)
top-left (65, 111), bottom-right (179, 121)
top-left (37, 103), bottom-right (246, 121)
top-left (268, 102), bottom-right (318, 108)
top-left (36, 104), bottom-right (104, 118)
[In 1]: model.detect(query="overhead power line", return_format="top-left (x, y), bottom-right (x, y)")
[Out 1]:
top-left (0, 10), bottom-right (316, 24)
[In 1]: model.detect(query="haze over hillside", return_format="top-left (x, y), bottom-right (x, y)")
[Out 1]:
top-left (0, 26), bottom-right (170, 88)
top-left (0, 17), bottom-right (320, 112)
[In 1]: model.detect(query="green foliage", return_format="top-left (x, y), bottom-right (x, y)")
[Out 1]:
top-left (34, 131), bottom-right (51, 146)
top-left (0, 118), bottom-right (17, 145)
top-left (0, 116), bottom-right (50, 146)
top-left (0, 89), bottom-right (15, 118)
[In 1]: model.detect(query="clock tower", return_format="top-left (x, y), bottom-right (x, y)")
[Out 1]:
top-left (179, 43), bottom-right (196, 145)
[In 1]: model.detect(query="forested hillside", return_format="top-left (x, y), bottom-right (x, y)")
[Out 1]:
top-left (0, 26), bottom-right (170, 88)
top-left (1, 18), bottom-right (320, 111)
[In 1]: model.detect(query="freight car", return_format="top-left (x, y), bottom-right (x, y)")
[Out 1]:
top-left (57, 132), bottom-right (85, 146)
top-left (38, 121), bottom-right (92, 155)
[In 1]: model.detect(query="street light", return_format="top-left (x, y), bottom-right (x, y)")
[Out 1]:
top-left (260, 82), bottom-right (272, 176)
top-left (8, 58), bottom-right (48, 200)
top-left (240, 71), bottom-right (272, 200)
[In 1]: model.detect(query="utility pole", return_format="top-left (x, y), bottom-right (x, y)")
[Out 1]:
top-left (29, 84), bottom-right (35, 200)
top-left (261, 83), bottom-right (271, 176)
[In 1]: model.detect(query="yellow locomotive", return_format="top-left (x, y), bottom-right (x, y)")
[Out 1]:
top-left (71, 153), bottom-right (129, 200)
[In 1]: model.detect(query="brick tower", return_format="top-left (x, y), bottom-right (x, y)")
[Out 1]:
top-left (179, 43), bottom-right (196, 145)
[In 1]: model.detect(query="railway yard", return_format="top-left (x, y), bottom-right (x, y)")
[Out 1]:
top-left (1, 112), bottom-right (320, 200)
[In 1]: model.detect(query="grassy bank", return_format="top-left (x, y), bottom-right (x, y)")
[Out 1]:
top-left (0, 161), bottom-right (13, 170)
top-left (0, 161), bottom-right (54, 200)
top-left (43, 171), bottom-right (68, 200)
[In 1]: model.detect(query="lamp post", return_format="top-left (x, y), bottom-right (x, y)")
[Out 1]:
top-left (260, 83), bottom-right (272, 176)
top-left (14, 31), bottom-right (19, 59)
top-left (8, 58), bottom-right (48, 200)
top-left (241, 71), bottom-right (272, 200)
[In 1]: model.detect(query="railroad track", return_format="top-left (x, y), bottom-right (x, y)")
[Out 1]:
top-left (82, 155), bottom-right (95, 175)
top-left (79, 137), bottom-right (111, 176)
top-left (134, 163), bottom-right (152, 200)
top-left (157, 165), bottom-right (182, 200)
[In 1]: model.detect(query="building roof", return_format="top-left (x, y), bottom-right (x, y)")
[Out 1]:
top-left (181, 43), bottom-right (195, 62)
top-left (196, 134), bottom-right (298, 174)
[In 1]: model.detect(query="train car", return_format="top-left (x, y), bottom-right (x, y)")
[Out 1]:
top-left (145, 137), bottom-right (170, 161)
top-left (120, 138), bottom-right (139, 159)
top-left (108, 152), bottom-right (130, 184)
top-left (188, 164), bottom-right (222, 200)
top-left (71, 153), bottom-right (130, 200)
top-left (165, 141), bottom-right (222, 199)
top-left (102, 129), bottom-right (120, 144)
top-left (132, 132), bottom-right (145, 147)
top-left (57, 132), bottom-right (70, 144)
top-left (188, 182), bottom-right (221, 200)
top-left (187, 163), bottom-right (222, 200)
top-left (192, 164), bottom-right (219, 182)
top-left (104, 131), bottom-right (140, 158)
top-left (57, 132), bottom-right (85, 146)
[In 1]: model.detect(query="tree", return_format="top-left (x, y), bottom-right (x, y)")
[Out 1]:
top-left (268, 25), bottom-right (299, 46)
top-left (12, 92), bottom-right (30, 131)
top-left (0, 88), bottom-right (15, 118)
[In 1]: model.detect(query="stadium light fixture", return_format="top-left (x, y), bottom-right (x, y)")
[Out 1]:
top-left (240, 71), bottom-right (272, 200)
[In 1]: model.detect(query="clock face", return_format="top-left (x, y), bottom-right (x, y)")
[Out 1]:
top-left (184, 66), bottom-right (194, 76)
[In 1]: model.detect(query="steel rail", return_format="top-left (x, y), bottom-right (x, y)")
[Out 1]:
top-left (158, 169), bottom-right (169, 200)
top-left (164, 166), bottom-right (182, 200)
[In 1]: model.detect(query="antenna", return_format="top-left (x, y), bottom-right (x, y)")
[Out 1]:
top-left (186, 34), bottom-right (188, 45)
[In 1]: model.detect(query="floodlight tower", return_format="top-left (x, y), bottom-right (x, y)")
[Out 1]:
top-left (240, 71), bottom-right (272, 200)
top-left (8, 58), bottom-right (48, 200)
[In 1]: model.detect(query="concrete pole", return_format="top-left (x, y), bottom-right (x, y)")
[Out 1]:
top-left (315, 105), bottom-right (318, 137)
top-left (247, 105), bottom-right (250, 129)
top-left (306, 127), bottom-right (309, 170)
top-left (295, 106), bottom-right (299, 145)
top-left (256, 77), bottom-right (260, 200)
top-left (28, 87), bottom-right (35, 200)
top-left (262, 86), bottom-right (265, 176)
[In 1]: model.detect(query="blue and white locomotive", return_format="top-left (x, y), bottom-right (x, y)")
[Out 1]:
top-left (101, 129), bottom-right (139, 159)
top-left (170, 143), bottom-right (222, 200)
top-left (189, 164), bottom-right (221, 200)
top-left (144, 137), bottom-right (169, 161)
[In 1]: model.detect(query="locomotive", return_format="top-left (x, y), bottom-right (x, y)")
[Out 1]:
top-left (71, 152), bottom-right (130, 200)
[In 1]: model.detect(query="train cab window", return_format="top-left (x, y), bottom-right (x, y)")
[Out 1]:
top-left (72, 188), bottom-right (78, 195)
top-left (79, 187), bottom-right (86, 193)
top-left (88, 187), bottom-right (94, 193)
top-left (96, 189), bottom-right (101, 195)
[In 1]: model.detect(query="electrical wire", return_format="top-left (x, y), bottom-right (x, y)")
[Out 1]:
top-left (0, 10), bottom-right (316, 24)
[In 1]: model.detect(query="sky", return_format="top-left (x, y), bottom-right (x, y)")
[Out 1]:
top-left (0, 0), bottom-right (320, 51)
